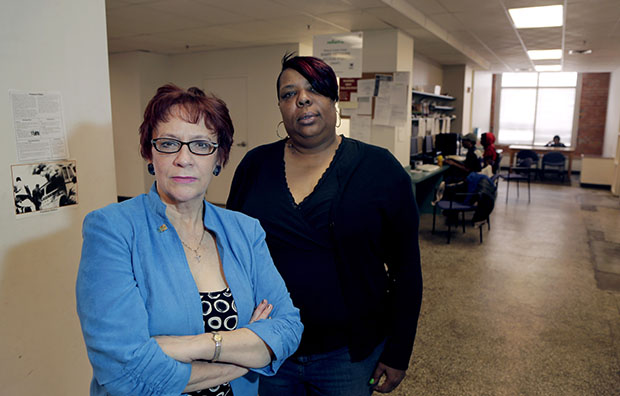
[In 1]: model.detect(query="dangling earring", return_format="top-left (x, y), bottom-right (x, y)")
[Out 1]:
top-left (147, 163), bottom-right (155, 175)
top-left (213, 164), bottom-right (221, 176)
top-left (276, 121), bottom-right (286, 139)
top-left (336, 108), bottom-right (342, 128)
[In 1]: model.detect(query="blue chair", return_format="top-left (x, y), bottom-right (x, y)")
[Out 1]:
top-left (541, 152), bottom-right (566, 182)
top-left (431, 175), bottom-right (498, 244)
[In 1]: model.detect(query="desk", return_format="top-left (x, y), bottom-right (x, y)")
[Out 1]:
top-left (507, 145), bottom-right (575, 175)
top-left (408, 165), bottom-right (449, 214)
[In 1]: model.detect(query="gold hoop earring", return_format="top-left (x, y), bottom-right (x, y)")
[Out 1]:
top-left (276, 121), bottom-right (286, 139)
top-left (336, 109), bottom-right (342, 128)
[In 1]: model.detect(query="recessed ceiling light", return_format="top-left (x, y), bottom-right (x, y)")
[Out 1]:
top-left (535, 65), bottom-right (562, 72)
top-left (528, 49), bottom-right (563, 60)
top-left (568, 49), bottom-right (592, 55)
top-left (509, 5), bottom-right (563, 28)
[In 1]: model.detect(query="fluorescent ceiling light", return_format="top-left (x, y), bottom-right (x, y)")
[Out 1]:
top-left (509, 5), bottom-right (563, 28)
top-left (535, 65), bottom-right (562, 72)
top-left (528, 49), bottom-right (563, 60)
top-left (568, 49), bottom-right (592, 55)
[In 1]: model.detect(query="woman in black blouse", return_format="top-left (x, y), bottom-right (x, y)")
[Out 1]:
top-left (227, 54), bottom-right (423, 395)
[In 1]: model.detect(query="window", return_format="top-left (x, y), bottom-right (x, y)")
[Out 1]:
top-left (498, 72), bottom-right (577, 146)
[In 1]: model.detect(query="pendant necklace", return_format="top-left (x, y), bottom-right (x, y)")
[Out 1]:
top-left (180, 230), bottom-right (205, 262)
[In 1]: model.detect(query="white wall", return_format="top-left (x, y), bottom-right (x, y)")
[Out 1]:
top-left (472, 71), bottom-right (493, 133)
top-left (1, 1), bottom-right (116, 394)
top-left (603, 67), bottom-right (620, 158)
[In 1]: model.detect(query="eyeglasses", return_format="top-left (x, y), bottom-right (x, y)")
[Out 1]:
top-left (151, 138), bottom-right (219, 156)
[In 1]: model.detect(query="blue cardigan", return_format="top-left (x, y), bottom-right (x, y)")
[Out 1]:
top-left (76, 184), bottom-right (303, 396)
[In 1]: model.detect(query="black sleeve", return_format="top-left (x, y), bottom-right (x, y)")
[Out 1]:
top-left (465, 150), bottom-right (482, 172)
top-left (379, 158), bottom-right (424, 370)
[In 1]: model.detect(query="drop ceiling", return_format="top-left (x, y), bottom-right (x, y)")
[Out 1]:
top-left (106, 0), bottom-right (620, 72)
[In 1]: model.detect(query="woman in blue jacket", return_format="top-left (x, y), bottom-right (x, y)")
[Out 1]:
top-left (76, 84), bottom-right (302, 396)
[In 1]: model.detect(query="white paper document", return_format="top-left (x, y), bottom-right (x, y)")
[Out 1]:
top-left (372, 97), bottom-right (391, 126)
top-left (356, 96), bottom-right (372, 115)
top-left (357, 79), bottom-right (375, 97)
top-left (350, 115), bottom-right (372, 143)
top-left (10, 90), bottom-right (70, 162)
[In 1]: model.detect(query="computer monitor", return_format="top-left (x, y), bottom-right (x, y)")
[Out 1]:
top-left (435, 133), bottom-right (458, 156)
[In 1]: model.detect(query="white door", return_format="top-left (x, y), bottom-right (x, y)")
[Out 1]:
top-left (203, 76), bottom-right (248, 205)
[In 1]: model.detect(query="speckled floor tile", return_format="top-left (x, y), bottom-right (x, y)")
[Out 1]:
top-left (389, 180), bottom-right (620, 396)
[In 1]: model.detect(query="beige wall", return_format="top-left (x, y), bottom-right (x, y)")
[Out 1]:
top-left (362, 29), bottom-right (414, 166)
top-left (0, 0), bottom-right (116, 394)
top-left (443, 64), bottom-right (473, 134)
top-left (412, 52), bottom-right (444, 92)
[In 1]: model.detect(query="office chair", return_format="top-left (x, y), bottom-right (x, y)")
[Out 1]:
top-left (499, 150), bottom-right (538, 203)
top-left (431, 175), bottom-right (498, 244)
top-left (541, 152), bottom-right (566, 182)
top-left (516, 150), bottom-right (540, 179)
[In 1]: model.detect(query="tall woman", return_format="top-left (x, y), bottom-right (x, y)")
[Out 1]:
top-left (76, 84), bottom-right (302, 396)
top-left (227, 55), bottom-right (423, 395)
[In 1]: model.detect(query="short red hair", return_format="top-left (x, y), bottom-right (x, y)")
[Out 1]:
top-left (139, 84), bottom-right (234, 165)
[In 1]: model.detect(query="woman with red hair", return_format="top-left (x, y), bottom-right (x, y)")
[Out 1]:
top-left (76, 84), bottom-right (302, 396)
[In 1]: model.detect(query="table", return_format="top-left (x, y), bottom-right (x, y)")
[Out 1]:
top-left (507, 145), bottom-right (575, 175)
top-left (408, 165), bottom-right (449, 214)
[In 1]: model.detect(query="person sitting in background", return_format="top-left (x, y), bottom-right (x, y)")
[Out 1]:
top-left (444, 132), bottom-right (481, 179)
top-left (76, 84), bottom-right (302, 396)
top-left (480, 132), bottom-right (497, 168)
top-left (545, 135), bottom-right (566, 147)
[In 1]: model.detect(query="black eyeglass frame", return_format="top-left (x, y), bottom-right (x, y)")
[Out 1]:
top-left (151, 138), bottom-right (219, 156)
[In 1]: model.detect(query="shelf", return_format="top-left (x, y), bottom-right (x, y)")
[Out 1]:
top-left (412, 90), bottom-right (455, 101)
top-left (431, 105), bottom-right (454, 111)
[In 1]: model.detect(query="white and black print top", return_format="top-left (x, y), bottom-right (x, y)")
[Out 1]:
top-left (186, 288), bottom-right (237, 396)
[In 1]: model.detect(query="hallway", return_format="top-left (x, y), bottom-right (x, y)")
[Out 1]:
top-left (396, 179), bottom-right (620, 395)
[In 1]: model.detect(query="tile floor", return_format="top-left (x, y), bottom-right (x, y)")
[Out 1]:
top-left (392, 177), bottom-right (620, 396)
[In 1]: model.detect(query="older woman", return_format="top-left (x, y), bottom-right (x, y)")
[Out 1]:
top-left (227, 55), bottom-right (423, 395)
top-left (76, 84), bottom-right (302, 396)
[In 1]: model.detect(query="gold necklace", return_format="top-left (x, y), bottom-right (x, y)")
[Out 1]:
top-left (180, 230), bottom-right (205, 262)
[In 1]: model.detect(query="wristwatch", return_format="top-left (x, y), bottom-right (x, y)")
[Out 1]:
top-left (211, 332), bottom-right (222, 362)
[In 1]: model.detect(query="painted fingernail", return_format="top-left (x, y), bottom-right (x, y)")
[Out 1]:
top-left (369, 378), bottom-right (375, 385)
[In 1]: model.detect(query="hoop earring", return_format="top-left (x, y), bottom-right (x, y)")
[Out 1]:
top-left (336, 109), bottom-right (342, 128)
top-left (276, 121), bottom-right (286, 139)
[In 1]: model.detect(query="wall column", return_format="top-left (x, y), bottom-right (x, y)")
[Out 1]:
top-left (362, 29), bottom-right (414, 165)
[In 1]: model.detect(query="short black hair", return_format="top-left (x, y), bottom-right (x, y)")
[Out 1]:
top-left (276, 53), bottom-right (339, 102)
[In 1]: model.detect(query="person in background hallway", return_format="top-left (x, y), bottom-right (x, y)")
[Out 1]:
top-left (226, 54), bottom-right (423, 395)
top-left (76, 84), bottom-right (302, 396)
top-left (545, 135), bottom-right (566, 147)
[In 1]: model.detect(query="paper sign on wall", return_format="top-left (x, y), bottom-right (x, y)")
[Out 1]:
top-left (313, 32), bottom-right (363, 78)
top-left (10, 90), bottom-right (70, 162)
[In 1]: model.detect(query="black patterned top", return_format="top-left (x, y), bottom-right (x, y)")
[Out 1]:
top-left (186, 288), bottom-right (237, 396)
